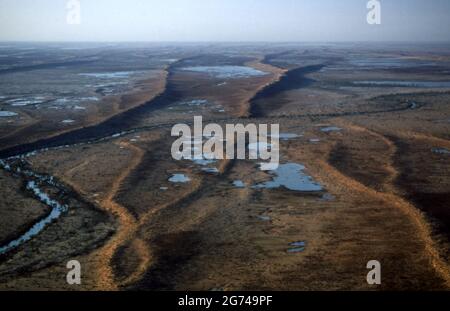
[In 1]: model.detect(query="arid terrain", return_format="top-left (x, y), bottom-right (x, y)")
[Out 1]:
top-left (1, 43), bottom-right (450, 290)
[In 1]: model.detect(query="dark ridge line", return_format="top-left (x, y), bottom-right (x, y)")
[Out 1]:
top-left (386, 134), bottom-right (450, 243)
top-left (0, 92), bottom-right (171, 158)
top-left (0, 61), bottom-right (434, 160)
top-left (0, 97), bottom-right (420, 161)
top-left (171, 53), bottom-right (257, 69)
top-left (272, 101), bottom-right (423, 121)
top-left (261, 50), bottom-right (296, 66)
top-left (0, 53), bottom-right (275, 159)
top-left (0, 52), bottom-right (319, 158)
top-left (0, 58), bottom-right (191, 159)
top-left (248, 64), bottom-right (325, 118)
top-left (0, 59), bottom-right (98, 75)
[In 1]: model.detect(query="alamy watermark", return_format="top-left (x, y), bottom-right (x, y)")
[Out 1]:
top-left (367, 0), bottom-right (381, 25)
top-left (367, 260), bottom-right (381, 285)
top-left (171, 117), bottom-right (280, 170)
top-left (66, 260), bottom-right (81, 285)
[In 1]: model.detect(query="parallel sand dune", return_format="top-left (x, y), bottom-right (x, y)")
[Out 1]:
top-left (1, 45), bottom-right (450, 290)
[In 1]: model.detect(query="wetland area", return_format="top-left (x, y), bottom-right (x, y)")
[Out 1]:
top-left (1, 42), bottom-right (450, 290)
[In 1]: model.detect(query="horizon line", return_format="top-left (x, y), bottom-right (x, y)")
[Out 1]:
top-left (1, 40), bottom-right (450, 44)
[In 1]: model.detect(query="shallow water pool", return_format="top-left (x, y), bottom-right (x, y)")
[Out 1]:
top-left (253, 163), bottom-right (323, 192)
top-left (181, 66), bottom-right (267, 79)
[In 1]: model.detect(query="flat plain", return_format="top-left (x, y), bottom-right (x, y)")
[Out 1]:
top-left (1, 42), bottom-right (450, 290)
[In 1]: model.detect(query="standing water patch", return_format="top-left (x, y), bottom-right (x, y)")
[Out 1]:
top-left (181, 66), bottom-right (267, 79)
top-left (0, 111), bottom-right (18, 117)
top-left (253, 163), bottom-right (323, 192)
top-left (320, 127), bottom-right (342, 133)
top-left (169, 174), bottom-right (191, 183)
top-left (432, 148), bottom-right (450, 155)
top-left (287, 241), bottom-right (306, 253)
top-left (233, 180), bottom-right (246, 188)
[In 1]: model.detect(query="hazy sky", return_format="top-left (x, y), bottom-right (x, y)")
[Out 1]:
top-left (1, 0), bottom-right (450, 42)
